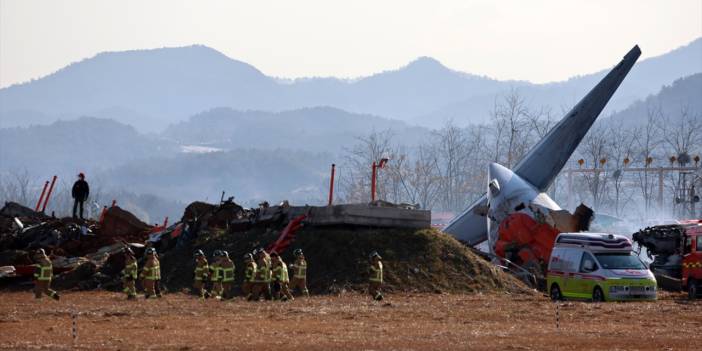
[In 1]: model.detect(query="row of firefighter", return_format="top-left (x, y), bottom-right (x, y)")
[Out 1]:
top-left (30, 247), bottom-right (385, 302)
top-left (123, 248), bottom-right (390, 301)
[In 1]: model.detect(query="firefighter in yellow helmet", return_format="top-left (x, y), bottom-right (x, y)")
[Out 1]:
top-left (140, 248), bottom-right (160, 299)
top-left (210, 250), bottom-right (224, 299)
top-left (289, 248), bottom-right (309, 297)
top-left (121, 247), bottom-right (138, 300)
top-left (242, 253), bottom-right (257, 299)
top-left (262, 248), bottom-right (273, 300)
top-left (368, 251), bottom-right (383, 301)
top-left (249, 249), bottom-right (270, 301)
top-left (32, 249), bottom-right (60, 300)
top-left (219, 250), bottom-right (235, 300)
top-left (271, 252), bottom-right (294, 301)
top-left (193, 250), bottom-right (210, 299)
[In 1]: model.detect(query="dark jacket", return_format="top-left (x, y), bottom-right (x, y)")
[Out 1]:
top-left (72, 179), bottom-right (89, 201)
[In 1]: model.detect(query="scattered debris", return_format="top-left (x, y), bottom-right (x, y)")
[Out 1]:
top-left (0, 266), bottom-right (15, 278)
top-left (1, 199), bottom-right (528, 296)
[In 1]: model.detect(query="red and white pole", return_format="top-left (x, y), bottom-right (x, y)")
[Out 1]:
top-left (35, 181), bottom-right (49, 212)
top-left (328, 164), bottom-right (335, 206)
top-left (41, 175), bottom-right (57, 213)
top-left (371, 161), bottom-right (377, 202)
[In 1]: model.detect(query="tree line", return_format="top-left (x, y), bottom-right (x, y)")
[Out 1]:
top-left (337, 90), bottom-right (702, 221)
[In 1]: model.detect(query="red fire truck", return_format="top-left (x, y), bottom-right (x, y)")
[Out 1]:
top-left (632, 220), bottom-right (702, 299)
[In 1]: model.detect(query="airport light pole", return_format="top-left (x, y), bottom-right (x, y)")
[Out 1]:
top-left (328, 164), bottom-right (336, 206)
top-left (371, 158), bottom-right (389, 202)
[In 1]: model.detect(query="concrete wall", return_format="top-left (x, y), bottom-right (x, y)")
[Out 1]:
top-left (283, 203), bottom-right (431, 229)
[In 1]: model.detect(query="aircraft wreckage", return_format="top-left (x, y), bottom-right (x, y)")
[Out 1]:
top-left (443, 45), bottom-right (642, 276)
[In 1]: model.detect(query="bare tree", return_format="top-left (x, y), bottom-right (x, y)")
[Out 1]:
top-left (634, 106), bottom-right (664, 215)
top-left (338, 130), bottom-right (394, 203)
top-left (658, 104), bottom-right (702, 216)
top-left (607, 120), bottom-right (637, 216)
top-left (433, 121), bottom-right (472, 211)
top-left (526, 105), bottom-right (556, 139)
top-left (490, 89), bottom-right (532, 168)
top-left (578, 122), bottom-right (611, 211)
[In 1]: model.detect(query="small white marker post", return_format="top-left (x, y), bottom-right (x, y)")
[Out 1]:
top-left (555, 303), bottom-right (560, 330)
top-left (71, 311), bottom-right (78, 344)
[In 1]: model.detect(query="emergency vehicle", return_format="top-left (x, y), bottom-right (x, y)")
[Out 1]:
top-left (633, 220), bottom-right (702, 299)
top-left (547, 233), bottom-right (657, 301)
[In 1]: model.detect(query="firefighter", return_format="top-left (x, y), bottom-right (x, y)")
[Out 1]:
top-left (289, 248), bottom-right (309, 297)
top-left (242, 253), bottom-right (257, 299)
top-left (271, 252), bottom-right (294, 301)
top-left (210, 250), bottom-right (223, 299)
top-left (220, 250), bottom-right (235, 300)
top-left (193, 250), bottom-right (210, 298)
top-left (32, 249), bottom-right (60, 300)
top-left (261, 248), bottom-right (273, 300)
top-left (368, 251), bottom-right (384, 301)
top-left (249, 250), bottom-right (269, 301)
top-left (153, 251), bottom-right (163, 298)
top-left (121, 247), bottom-right (138, 300)
top-left (140, 248), bottom-right (160, 299)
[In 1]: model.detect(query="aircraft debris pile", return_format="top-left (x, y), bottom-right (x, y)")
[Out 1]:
top-left (0, 202), bottom-right (151, 286)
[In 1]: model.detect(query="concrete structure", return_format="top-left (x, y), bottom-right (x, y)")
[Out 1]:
top-left (274, 204), bottom-right (431, 229)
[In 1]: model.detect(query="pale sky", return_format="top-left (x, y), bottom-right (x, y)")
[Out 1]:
top-left (0, 0), bottom-right (700, 88)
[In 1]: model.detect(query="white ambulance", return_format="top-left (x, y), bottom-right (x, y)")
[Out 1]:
top-left (546, 232), bottom-right (657, 301)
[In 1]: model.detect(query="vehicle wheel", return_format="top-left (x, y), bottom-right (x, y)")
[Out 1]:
top-left (592, 286), bottom-right (605, 302)
top-left (689, 280), bottom-right (698, 300)
top-left (550, 284), bottom-right (562, 301)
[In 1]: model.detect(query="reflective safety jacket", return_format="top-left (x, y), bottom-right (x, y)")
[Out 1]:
top-left (272, 261), bottom-right (290, 283)
top-left (142, 260), bottom-right (161, 281)
top-left (369, 261), bottom-right (383, 283)
top-left (194, 260), bottom-right (209, 281)
top-left (210, 262), bottom-right (222, 282)
top-left (122, 257), bottom-right (138, 279)
top-left (263, 254), bottom-right (272, 283)
top-left (244, 261), bottom-right (257, 282)
top-left (34, 260), bottom-right (53, 281)
top-left (253, 261), bottom-right (269, 283)
top-left (292, 258), bottom-right (307, 279)
top-left (221, 259), bottom-right (235, 283)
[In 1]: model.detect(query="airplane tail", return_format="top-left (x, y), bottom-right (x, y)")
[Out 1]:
top-left (443, 45), bottom-right (641, 246)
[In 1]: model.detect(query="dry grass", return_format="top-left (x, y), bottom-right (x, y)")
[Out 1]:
top-left (0, 291), bottom-right (700, 350)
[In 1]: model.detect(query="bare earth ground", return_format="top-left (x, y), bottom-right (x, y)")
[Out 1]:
top-left (0, 291), bottom-right (700, 350)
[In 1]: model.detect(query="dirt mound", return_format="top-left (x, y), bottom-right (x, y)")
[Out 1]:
top-left (100, 206), bottom-right (150, 238)
top-left (54, 206), bottom-right (150, 257)
top-left (182, 200), bottom-right (248, 229)
top-left (159, 226), bottom-right (528, 294)
top-left (0, 202), bottom-right (47, 219)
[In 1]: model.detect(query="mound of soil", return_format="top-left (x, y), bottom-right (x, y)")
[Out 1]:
top-left (159, 226), bottom-right (528, 294)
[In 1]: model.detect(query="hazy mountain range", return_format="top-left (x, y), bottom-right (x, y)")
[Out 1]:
top-left (610, 73), bottom-right (702, 125)
top-left (164, 106), bottom-right (429, 153)
top-left (1, 38), bottom-right (700, 132)
top-left (3, 72), bottom-right (698, 180)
